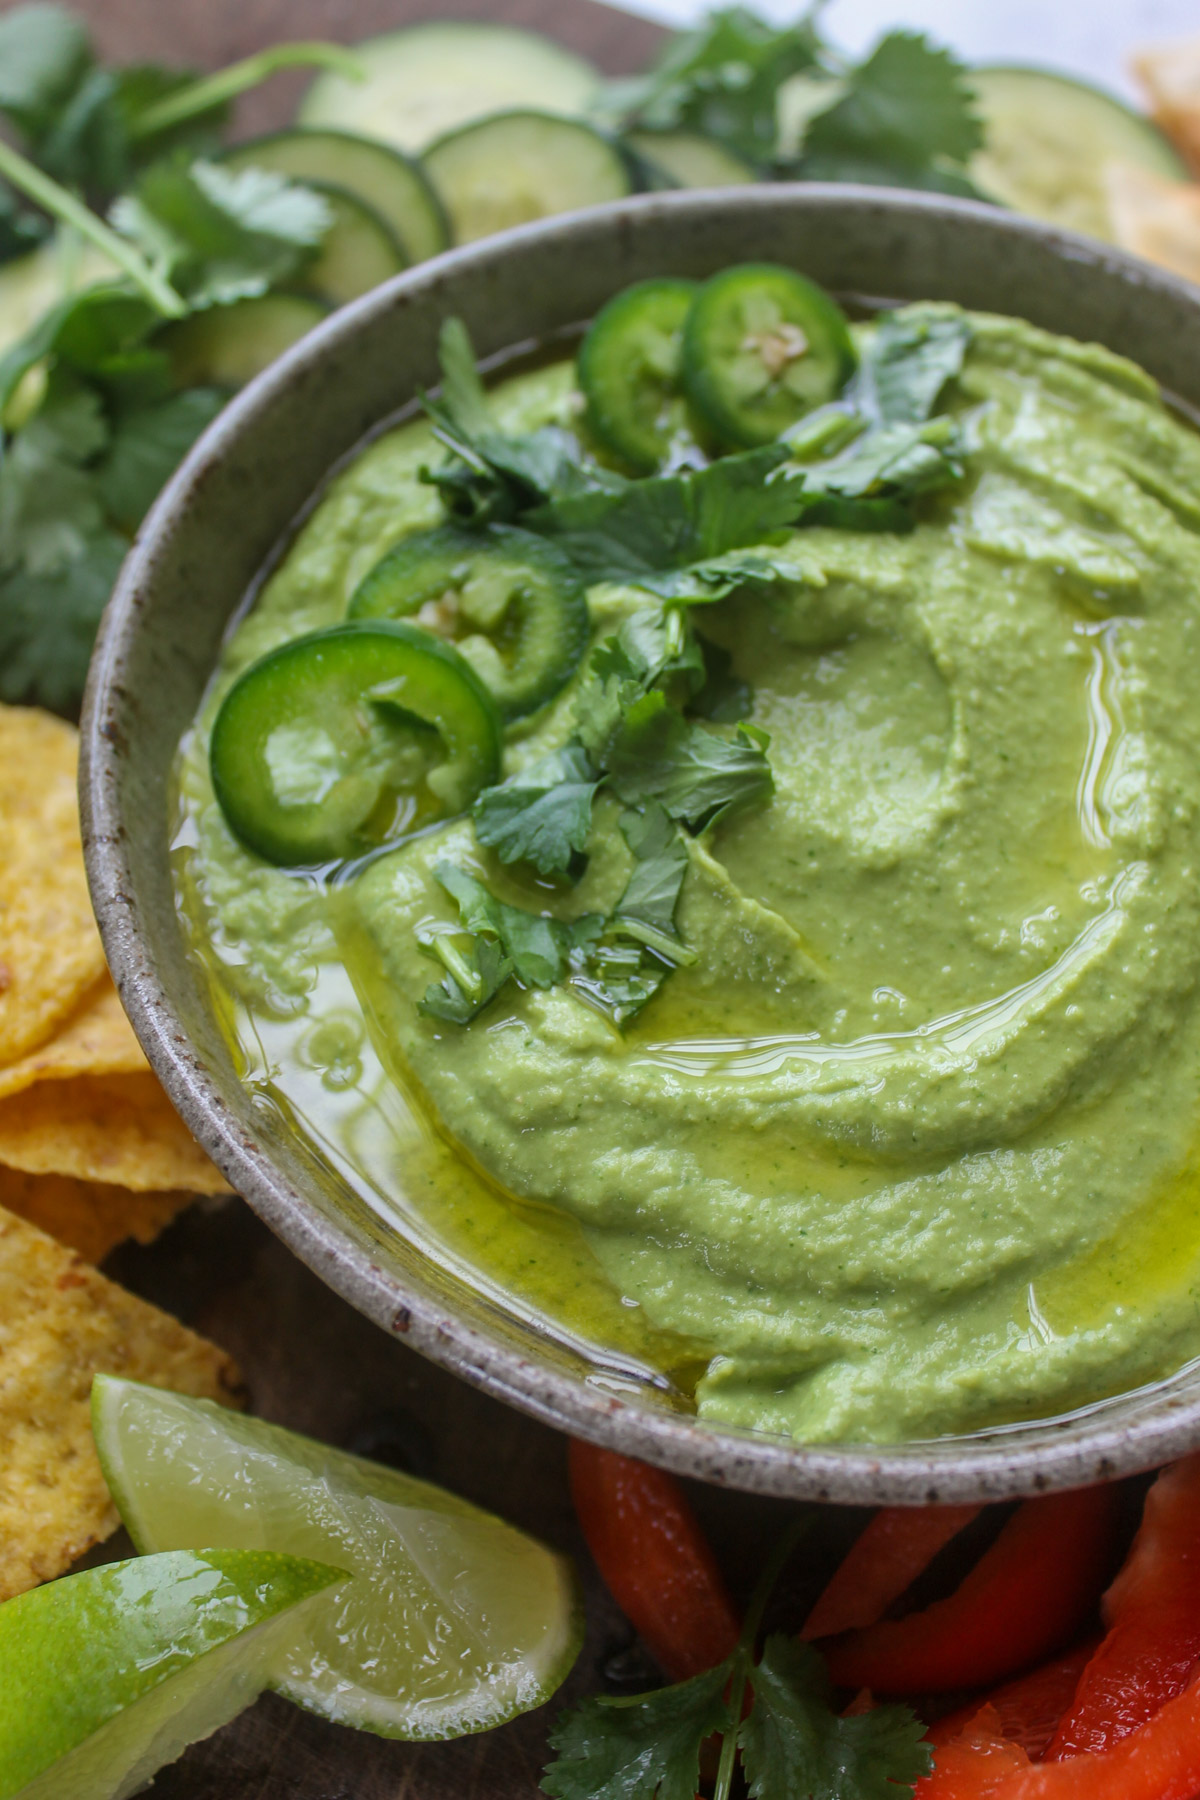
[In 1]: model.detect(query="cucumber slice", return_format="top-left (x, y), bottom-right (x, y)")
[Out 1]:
top-left (299, 23), bottom-right (599, 156)
top-left (970, 65), bottom-right (1188, 243)
top-left (424, 111), bottom-right (631, 245)
top-left (0, 236), bottom-right (117, 358)
top-left (222, 130), bottom-right (448, 262)
top-left (156, 294), bottom-right (327, 391)
top-left (298, 182), bottom-right (407, 306)
top-left (627, 132), bottom-right (757, 190)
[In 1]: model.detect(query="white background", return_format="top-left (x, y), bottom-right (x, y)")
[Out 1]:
top-left (607, 0), bottom-right (1200, 102)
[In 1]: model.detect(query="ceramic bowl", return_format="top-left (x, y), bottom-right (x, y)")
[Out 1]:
top-left (81, 186), bottom-right (1200, 1503)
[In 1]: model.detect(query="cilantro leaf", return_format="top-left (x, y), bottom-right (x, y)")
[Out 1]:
top-left (855, 306), bottom-right (971, 425)
top-left (575, 608), bottom-right (703, 769)
top-left (423, 319), bottom-right (626, 524)
top-left (112, 158), bottom-right (331, 308)
top-left (473, 745), bottom-right (601, 877)
top-left (590, 608), bottom-right (705, 695)
top-left (605, 7), bottom-right (824, 165)
top-left (542, 1661), bottom-right (731, 1800)
top-left (0, 4), bottom-right (91, 142)
top-left (689, 639), bottom-right (753, 723)
top-left (96, 387), bottom-right (222, 529)
top-left (739, 1636), bottom-right (932, 1800)
top-left (0, 282), bottom-right (167, 414)
top-left (527, 444), bottom-right (798, 584)
top-left (796, 415), bottom-right (964, 504)
top-left (0, 527), bottom-right (125, 714)
top-left (0, 376), bottom-right (109, 573)
top-left (0, 180), bottom-right (49, 264)
top-left (427, 862), bottom-right (602, 1007)
top-left (419, 931), bottom-right (513, 1025)
top-left (634, 544), bottom-right (800, 603)
top-left (607, 693), bottom-right (773, 830)
top-left (571, 938), bottom-right (671, 1026)
top-left (802, 32), bottom-right (983, 191)
top-left (613, 802), bottom-right (691, 944)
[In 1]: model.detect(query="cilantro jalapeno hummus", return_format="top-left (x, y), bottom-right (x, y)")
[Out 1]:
top-left (175, 266), bottom-right (1200, 1445)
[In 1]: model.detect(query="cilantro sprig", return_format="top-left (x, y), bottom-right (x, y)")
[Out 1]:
top-left (0, 6), bottom-right (364, 718)
top-left (542, 1519), bottom-right (932, 1800)
top-left (425, 314), bottom-right (968, 604)
top-left (457, 607), bottom-right (770, 1028)
top-left (600, 6), bottom-right (984, 197)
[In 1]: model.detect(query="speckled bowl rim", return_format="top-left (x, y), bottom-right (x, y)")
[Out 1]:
top-left (82, 185), bottom-right (1200, 1504)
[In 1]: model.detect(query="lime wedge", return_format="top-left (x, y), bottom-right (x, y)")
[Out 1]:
top-left (0, 1547), bottom-right (341, 1800)
top-left (92, 1375), bottom-right (583, 1740)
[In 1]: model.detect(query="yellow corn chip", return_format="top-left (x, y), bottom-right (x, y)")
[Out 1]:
top-left (1133, 36), bottom-right (1200, 173)
top-left (0, 1166), bottom-right (194, 1264)
top-left (0, 1202), bottom-right (241, 1599)
top-left (1105, 160), bottom-right (1200, 285)
top-left (0, 707), bottom-right (107, 1066)
top-left (0, 1073), bottom-right (231, 1194)
top-left (0, 976), bottom-right (147, 1100)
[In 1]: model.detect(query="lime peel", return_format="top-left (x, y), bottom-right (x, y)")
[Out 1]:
top-left (0, 1547), bottom-right (342, 1800)
top-left (92, 1374), bottom-right (583, 1741)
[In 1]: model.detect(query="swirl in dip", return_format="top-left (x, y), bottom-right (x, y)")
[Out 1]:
top-left (175, 301), bottom-right (1200, 1444)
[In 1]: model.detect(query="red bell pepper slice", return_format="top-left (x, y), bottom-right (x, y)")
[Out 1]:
top-left (820, 1486), bottom-right (1121, 1695)
top-left (917, 1708), bottom-right (1033, 1798)
top-left (1045, 1452), bottom-right (1200, 1759)
top-left (919, 1669), bottom-right (1200, 1799)
top-left (568, 1439), bottom-right (741, 1682)
top-left (803, 1503), bottom-right (982, 1639)
top-left (929, 1640), bottom-right (1099, 1760)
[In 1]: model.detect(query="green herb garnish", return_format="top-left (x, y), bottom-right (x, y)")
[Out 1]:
top-left (800, 31), bottom-right (984, 195)
top-left (542, 1520), bottom-right (933, 1800)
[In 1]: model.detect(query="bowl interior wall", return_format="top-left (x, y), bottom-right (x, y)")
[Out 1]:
top-left (83, 188), bottom-right (1200, 1501)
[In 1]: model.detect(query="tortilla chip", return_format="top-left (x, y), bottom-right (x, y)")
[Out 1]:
top-left (1105, 160), bottom-right (1200, 285)
top-left (0, 1166), bottom-right (194, 1264)
top-left (0, 1202), bottom-right (241, 1599)
top-left (0, 708), bottom-right (107, 1066)
top-left (0, 1073), bottom-right (231, 1195)
top-left (1133, 36), bottom-right (1200, 173)
top-left (0, 976), bottom-right (148, 1100)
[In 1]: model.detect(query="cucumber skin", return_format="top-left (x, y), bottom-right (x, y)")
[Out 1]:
top-left (423, 110), bottom-right (632, 245)
top-left (969, 64), bottom-right (1188, 242)
top-left (298, 23), bottom-right (599, 157)
top-left (973, 64), bottom-right (1187, 179)
top-left (221, 130), bottom-right (450, 262)
top-left (299, 182), bottom-right (407, 307)
top-left (626, 132), bottom-right (758, 191)
top-left (156, 295), bottom-right (328, 391)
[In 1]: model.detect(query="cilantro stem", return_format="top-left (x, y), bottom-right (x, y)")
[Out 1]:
top-left (712, 1515), bottom-right (814, 1800)
top-left (429, 932), bottom-right (483, 1002)
top-left (130, 43), bottom-right (366, 139)
top-left (0, 140), bottom-right (186, 318)
top-left (610, 917), bottom-right (699, 966)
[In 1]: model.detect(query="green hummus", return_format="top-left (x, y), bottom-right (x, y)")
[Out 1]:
top-left (175, 305), bottom-right (1200, 1444)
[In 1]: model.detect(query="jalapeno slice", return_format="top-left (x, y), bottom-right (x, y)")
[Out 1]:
top-left (210, 620), bottom-right (501, 867)
top-left (346, 524), bottom-right (588, 721)
top-left (577, 277), bottom-right (699, 472)
top-left (682, 262), bottom-right (856, 448)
